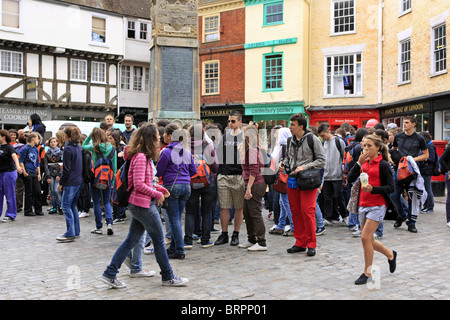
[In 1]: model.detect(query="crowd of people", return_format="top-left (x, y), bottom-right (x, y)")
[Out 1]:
top-left (1, 111), bottom-right (450, 288)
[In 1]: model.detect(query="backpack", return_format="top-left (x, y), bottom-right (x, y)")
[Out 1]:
top-left (431, 145), bottom-right (442, 176)
top-left (397, 156), bottom-right (417, 187)
top-left (92, 147), bottom-right (115, 190)
top-left (190, 152), bottom-right (212, 189)
top-left (82, 150), bottom-right (94, 183)
top-left (112, 159), bottom-right (132, 206)
top-left (260, 148), bottom-right (278, 185)
top-left (342, 143), bottom-right (360, 174)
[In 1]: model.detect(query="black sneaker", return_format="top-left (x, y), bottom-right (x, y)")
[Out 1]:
top-left (388, 250), bottom-right (397, 273)
top-left (408, 225), bottom-right (417, 233)
top-left (307, 248), bottom-right (316, 256)
top-left (287, 245), bottom-right (306, 253)
top-left (394, 217), bottom-right (406, 228)
top-left (168, 252), bottom-right (185, 260)
top-left (355, 273), bottom-right (369, 285)
top-left (230, 232), bottom-right (239, 246)
top-left (214, 233), bottom-right (229, 245)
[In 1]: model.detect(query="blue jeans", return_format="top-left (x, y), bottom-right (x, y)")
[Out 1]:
top-left (164, 184), bottom-right (191, 255)
top-left (422, 175), bottom-right (434, 211)
top-left (277, 192), bottom-right (293, 230)
top-left (315, 191), bottom-right (324, 229)
top-left (49, 176), bottom-right (61, 209)
top-left (61, 184), bottom-right (82, 238)
top-left (0, 171), bottom-right (17, 219)
top-left (103, 202), bottom-right (174, 281)
top-left (92, 187), bottom-right (113, 229)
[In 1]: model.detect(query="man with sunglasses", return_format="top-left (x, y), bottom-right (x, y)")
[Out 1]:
top-left (214, 111), bottom-right (245, 246)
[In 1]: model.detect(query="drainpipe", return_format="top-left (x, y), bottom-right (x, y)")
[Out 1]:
top-left (378, 1), bottom-right (384, 106)
top-left (303, 0), bottom-right (312, 125)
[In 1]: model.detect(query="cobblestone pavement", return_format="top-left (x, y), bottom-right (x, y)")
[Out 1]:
top-left (1, 198), bottom-right (449, 301)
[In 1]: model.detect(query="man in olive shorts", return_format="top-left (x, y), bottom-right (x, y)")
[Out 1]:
top-left (214, 111), bottom-right (245, 246)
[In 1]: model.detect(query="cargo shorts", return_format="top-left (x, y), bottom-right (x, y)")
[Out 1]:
top-left (217, 174), bottom-right (245, 210)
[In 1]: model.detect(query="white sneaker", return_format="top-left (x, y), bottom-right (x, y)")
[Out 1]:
top-left (101, 276), bottom-right (126, 289)
top-left (447, 222), bottom-right (450, 228)
top-left (352, 229), bottom-right (361, 237)
top-left (79, 211), bottom-right (89, 218)
top-left (162, 275), bottom-right (189, 286)
top-left (143, 245), bottom-right (154, 255)
top-left (238, 241), bottom-right (254, 248)
top-left (130, 269), bottom-right (156, 278)
top-left (269, 224), bottom-right (278, 231)
top-left (343, 217), bottom-right (349, 225)
top-left (90, 228), bottom-right (102, 234)
top-left (323, 219), bottom-right (332, 226)
top-left (284, 225), bottom-right (291, 232)
top-left (247, 243), bottom-right (267, 252)
top-left (107, 224), bottom-right (114, 235)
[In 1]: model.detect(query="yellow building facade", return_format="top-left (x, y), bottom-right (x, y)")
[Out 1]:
top-left (243, 0), bottom-right (310, 128)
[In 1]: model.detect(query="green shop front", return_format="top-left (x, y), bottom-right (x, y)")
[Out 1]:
top-left (243, 102), bottom-right (306, 129)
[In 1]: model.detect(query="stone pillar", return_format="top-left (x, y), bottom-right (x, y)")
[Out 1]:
top-left (149, 0), bottom-right (200, 126)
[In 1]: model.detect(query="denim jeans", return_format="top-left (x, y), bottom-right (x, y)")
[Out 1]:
top-left (422, 175), bottom-right (434, 211)
top-left (185, 184), bottom-right (215, 245)
top-left (103, 202), bottom-right (174, 281)
top-left (61, 184), bottom-right (82, 238)
top-left (127, 229), bottom-right (147, 273)
top-left (164, 183), bottom-right (191, 254)
top-left (92, 187), bottom-right (113, 229)
top-left (49, 176), bottom-right (61, 209)
top-left (315, 191), bottom-right (324, 229)
top-left (446, 173), bottom-right (450, 223)
top-left (277, 192), bottom-right (294, 230)
top-left (0, 171), bottom-right (17, 219)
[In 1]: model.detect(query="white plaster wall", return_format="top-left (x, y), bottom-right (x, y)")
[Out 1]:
top-left (57, 57), bottom-right (68, 80)
top-left (71, 84), bottom-right (86, 102)
top-left (27, 53), bottom-right (39, 78)
top-left (91, 86), bottom-right (105, 104)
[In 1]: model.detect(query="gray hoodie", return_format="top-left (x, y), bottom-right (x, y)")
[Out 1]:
top-left (323, 136), bottom-right (345, 181)
top-left (284, 131), bottom-right (325, 176)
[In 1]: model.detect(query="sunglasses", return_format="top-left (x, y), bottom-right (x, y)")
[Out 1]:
top-left (227, 119), bottom-right (236, 123)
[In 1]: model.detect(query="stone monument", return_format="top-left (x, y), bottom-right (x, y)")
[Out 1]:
top-left (149, 0), bottom-right (200, 125)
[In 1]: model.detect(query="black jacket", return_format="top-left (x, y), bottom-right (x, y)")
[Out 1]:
top-left (439, 143), bottom-right (450, 174)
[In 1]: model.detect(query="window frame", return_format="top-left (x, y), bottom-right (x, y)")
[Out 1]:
top-left (431, 23), bottom-right (447, 76)
top-left (398, 38), bottom-right (411, 85)
top-left (0, 49), bottom-right (23, 74)
top-left (127, 19), bottom-right (149, 41)
top-left (121, 65), bottom-right (131, 90)
top-left (263, 0), bottom-right (284, 27)
top-left (70, 59), bottom-right (88, 82)
top-left (90, 13), bottom-right (108, 47)
top-left (331, 0), bottom-right (356, 36)
top-left (263, 52), bottom-right (283, 92)
top-left (0, 0), bottom-right (22, 32)
top-left (91, 61), bottom-right (106, 84)
top-left (202, 60), bottom-right (220, 96)
top-left (203, 14), bottom-right (220, 43)
top-left (324, 52), bottom-right (363, 97)
top-left (399, 0), bottom-right (411, 17)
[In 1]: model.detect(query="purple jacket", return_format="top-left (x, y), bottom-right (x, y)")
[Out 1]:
top-left (156, 142), bottom-right (197, 186)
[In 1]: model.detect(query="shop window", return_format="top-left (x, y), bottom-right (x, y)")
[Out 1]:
top-left (203, 60), bottom-right (219, 95)
top-left (399, 38), bottom-right (411, 84)
top-left (204, 15), bottom-right (219, 42)
top-left (332, 0), bottom-right (355, 35)
top-left (264, 1), bottom-right (283, 26)
top-left (432, 24), bottom-right (447, 75)
top-left (0, 49), bottom-right (22, 74)
top-left (444, 111), bottom-right (450, 141)
top-left (325, 53), bottom-right (362, 96)
top-left (1, 0), bottom-right (20, 29)
top-left (264, 53), bottom-right (283, 91)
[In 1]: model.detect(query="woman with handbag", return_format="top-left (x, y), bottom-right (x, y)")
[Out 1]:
top-left (156, 124), bottom-right (197, 260)
top-left (102, 124), bottom-right (188, 288)
top-left (347, 134), bottom-right (397, 285)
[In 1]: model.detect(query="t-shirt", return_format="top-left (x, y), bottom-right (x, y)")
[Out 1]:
top-left (0, 144), bottom-right (17, 172)
top-left (217, 131), bottom-right (243, 176)
top-left (393, 132), bottom-right (427, 158)
top-left (19, 144), bottom-right (40, 173)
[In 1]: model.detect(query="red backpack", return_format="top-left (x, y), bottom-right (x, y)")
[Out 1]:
top-left (397, 156), bottom-right (417, 187)
top-left (191, 153), bottom-right (211, 189)
top-left (92, 147), bottom-right (115, 190)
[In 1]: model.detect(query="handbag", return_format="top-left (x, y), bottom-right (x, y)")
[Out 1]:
top-left (161, 165), bottom-right (181, 209)
top-left (296, 168), bottom-right (322, 191)
top-left (273, 171), bottom-right (288, 193)
top-left (346, 179), bottom-right (361, 214)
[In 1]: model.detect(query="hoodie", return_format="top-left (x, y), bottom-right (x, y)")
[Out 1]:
top-left (81, 134), bottom-right (117, 177)
top-left (272, 128), bottom-right (292, 166)
top-left (59, 141), bottom-right (83, 186)
top-left (156, 141), bottom-right (197, 186)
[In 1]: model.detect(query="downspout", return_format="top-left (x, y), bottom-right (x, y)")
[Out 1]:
top-left (378, 1), bottom-right (384, 107)
top-left (116, 16), bottom-right (127, 121)
top-left (303, 0), bottom-right (312, 125)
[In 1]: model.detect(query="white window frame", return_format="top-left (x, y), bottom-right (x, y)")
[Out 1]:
top-left (127, 19), bottom-right (150, 41)
top-left (431, 23), bottom-right (447, 76)
top-left (203, 15), bottom-right (220, 43)
top-left (90, 14), bottom-right (108, 47)
top-left (0, 0), bottom-right (22, 32)
top-left (399, 0), bottom-right (411, 17)
top-left (398, 38), bottom-right (411, 85)
top-left (121, 65), bottom-right (131, 90)
top-left (202, 60), bottom-right (220, 95)
top-left (324, 52), bottom-right (363, 97)
top-left (70, 59), bottom-right (87, 82)
top-left (0, 49), bottom-right (22, 74)
top-left (331, 0), bottom-right (356, 36)
top-left (91, 61), bottom-right (106, 84)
